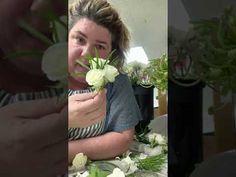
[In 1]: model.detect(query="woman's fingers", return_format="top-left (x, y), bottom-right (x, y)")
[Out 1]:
top-left (68, 90), bottom-right (107, 128)
top-left (69, 91), bottom-right (98, 101)
top-left (1, 97), bottom-right (66, 118)
top-left (73, 90), bottom-right (106, 112)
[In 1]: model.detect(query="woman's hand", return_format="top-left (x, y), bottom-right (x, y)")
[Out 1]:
top-left (0, 98), bottom-right (67, 177)
top-left (68, 89), bottom-right (107, 128)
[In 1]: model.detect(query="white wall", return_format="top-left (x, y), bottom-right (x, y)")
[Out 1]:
top-left (108, 0), bottom-right (167, 59)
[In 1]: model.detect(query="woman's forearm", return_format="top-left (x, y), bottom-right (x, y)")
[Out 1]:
top-left (68, 128), bottom-right (134, 162)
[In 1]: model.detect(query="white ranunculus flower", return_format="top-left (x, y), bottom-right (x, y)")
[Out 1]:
top-left (147, 133), bottom-right (166, 145)
top-left (107, 168), bottom-right (125, 177)
top-left (143, 145), bottom-right (163, 156)
top-left (42, 42), bottom-right (67, 85)
top-left (86, 69), bottom-right (105, 89)
top-left (121, 156), bottom-right (138, 174)
top-left (72, 153), bottom-right (88, 171)
top-left (104, 64), bottom-right (119, 82)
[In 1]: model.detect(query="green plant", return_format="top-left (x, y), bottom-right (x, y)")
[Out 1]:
top-left (88, 165), bottom-right (110, 177)
top-left (145, 53), bottom-right (168, 93)
top-left (136, 153), bottom-right (167, 172)
top-left (189, 6), bottom-right (236, 96)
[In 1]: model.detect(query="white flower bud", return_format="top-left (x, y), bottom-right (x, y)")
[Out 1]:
top-left (72, 153), bottom-right (88, 171)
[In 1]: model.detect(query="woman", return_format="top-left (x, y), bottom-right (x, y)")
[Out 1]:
top-left (68, 0), bottom-right (142, 162)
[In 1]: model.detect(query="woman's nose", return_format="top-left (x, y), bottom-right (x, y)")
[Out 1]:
top-left (81, 45), bottom-right (95, 58)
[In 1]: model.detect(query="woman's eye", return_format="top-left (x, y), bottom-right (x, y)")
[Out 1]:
top-left (76, 37), bottom-right (86, 45)
top-left (71, 35), bottom-right (86, 45)
top-left (95, 44), bottom-right (106, 50)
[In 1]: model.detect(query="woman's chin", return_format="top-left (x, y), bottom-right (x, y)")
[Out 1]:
top-left (68, 76), bottom-right (89, 90)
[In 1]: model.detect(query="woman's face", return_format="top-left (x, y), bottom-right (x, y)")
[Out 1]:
top-left (68, 18), bottom-right (112, 87)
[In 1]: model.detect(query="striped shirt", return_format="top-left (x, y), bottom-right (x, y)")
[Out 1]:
top-left (0, 88), bottom-right (105, 141)
top-left (0, 88), bottom-right (65, 107)
top-left (68, 88), bottom-right (105, 140)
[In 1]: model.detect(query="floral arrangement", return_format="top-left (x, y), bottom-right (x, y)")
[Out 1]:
top-left (169, 6), bottom-right (236, 95)
top-left (124, 61), bottom-right (152, 87)
top-left (145, 53), bottom-right (168, 93)
top-left (69, 131), bottom-right (167, 177)
top-left (43, 48), bottom-right (119, 91)
top-left (75, 52), bottom-right (119, 91)
top-left (189, 6), bottom-right (236, 96)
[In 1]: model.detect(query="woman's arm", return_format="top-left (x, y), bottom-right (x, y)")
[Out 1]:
top-left (68, 128), bottom-right (134, 162)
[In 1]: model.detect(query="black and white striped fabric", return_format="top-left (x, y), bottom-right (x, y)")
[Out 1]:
top-left (68, 88), bottom-right (105, 140)
top-left (0, 88), bottom-right (65, 107)
top-left (0, 88), bottom-right (105, 141)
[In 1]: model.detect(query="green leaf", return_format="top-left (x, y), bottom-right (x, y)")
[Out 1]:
top-left (17, 18), bottom-right (53, 45)
top-left (75, 60), bottom-right (90, 70)
top-left (137, 154), bottom-right (167, 172)
top-left (88, 165), bottom-right (111, 177)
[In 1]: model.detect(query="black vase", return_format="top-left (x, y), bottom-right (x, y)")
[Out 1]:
top-left (132, 85), bottom-right (154, 133)
top-left (168, 79), bottom-right (205, 177)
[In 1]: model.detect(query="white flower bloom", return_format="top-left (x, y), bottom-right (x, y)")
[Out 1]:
top-left (86, 69), bottom-right (105, 89)
top-left (121, 156), bottom-right (138, 173)
top-left (104, 65), bottom-right (119, 82)
top-left (143, 145), bottom-right (163, 156)
top-left (138, 153), bottom-right (148, 160)
top-left (75, 171), bottom-right (89, 177)
top-left (72, 153), bottom-right (88, 171)
top-left (147, 133), bottom-right (166, 145)
top-left (85, 58), bottom-right (119, 90)
top-left (42, 42), bottom-right (67, 85)
top-left (107, 168), bottom-right (125, 177)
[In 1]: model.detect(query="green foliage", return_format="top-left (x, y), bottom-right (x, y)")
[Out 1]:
top-left (88, 165), bottom-right (111, 177)
top-left (136, 154), bottom-right (167, 172)
top-left (134, 126), bottom-right (151, 145)
top-left (145, 53), bottom-right (168, 93)
top-left (190, 6), bottom-right (236, 95)
top-left (77, 49), bottom-right (117, 70)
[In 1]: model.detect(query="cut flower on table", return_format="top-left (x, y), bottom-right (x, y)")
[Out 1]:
top-left (72, 153), bottom-right (88, 171)
top-left (107, 168), bottom-right (125, 177)
top-left (147, 133), bottom-right (167, 147)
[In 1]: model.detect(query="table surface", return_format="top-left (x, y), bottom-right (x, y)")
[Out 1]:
top-left (69, 116), bottom-right (168, 177)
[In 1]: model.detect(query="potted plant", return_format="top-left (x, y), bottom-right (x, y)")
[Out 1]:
top-left (145, 53), bottom-right (168, 115)
top-left (188, 6), bottom-right (236, 151)
top-left (168, 8), bottom-right (236, 177)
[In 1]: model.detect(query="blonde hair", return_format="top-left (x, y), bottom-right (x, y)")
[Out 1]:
top-left (69, 0), bottom-right (130, 69)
